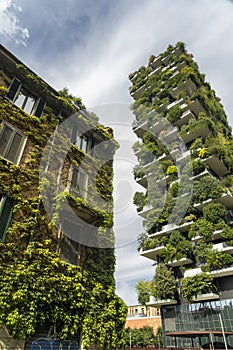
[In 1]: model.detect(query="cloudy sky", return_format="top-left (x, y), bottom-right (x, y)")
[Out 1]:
top-left (1, 0), bottom-right (233, 305)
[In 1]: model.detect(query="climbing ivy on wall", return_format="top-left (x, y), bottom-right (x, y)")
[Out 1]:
top-left (0, 59), bottom-right (126, 347)
top-left (0, 241), bottom-right (127, 348)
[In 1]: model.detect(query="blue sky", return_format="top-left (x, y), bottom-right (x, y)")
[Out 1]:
top-left (1, 0), bottom-right (233, 305)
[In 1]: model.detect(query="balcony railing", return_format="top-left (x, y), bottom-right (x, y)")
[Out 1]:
top-left (150, 221), bottom-right (194, 238)
top-left (203, 155), bottom-right (230, 177)
top-left (140, 244), bottom-right (165, 261)
top-left (167, 257), bottom-right (193, 267)
top-left (147, 296), bottom-right (177, 307)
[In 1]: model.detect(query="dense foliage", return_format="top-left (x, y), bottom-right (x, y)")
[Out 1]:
top-left (0, 61), bottom-right (127, 348)
top-left (0, 241), bottom-right (127, 348)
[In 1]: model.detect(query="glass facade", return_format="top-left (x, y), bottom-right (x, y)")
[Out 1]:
top-left (162, 298), bottom-right (233, 348)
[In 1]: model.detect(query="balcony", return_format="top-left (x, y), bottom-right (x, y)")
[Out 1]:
top-left (184, 265), bottom-right (233, 279)
top-left (150, 221), bottom-right (194, 238)
top-left (131, 84), bottom-right (146, 100)
top-left (147, 296), bottom-right (177, 308)
top-left (211, 265), bottom-right (233, 278)
top-left (138, 204), bottom-right (153, 219)
top-left (150, 120), bottom-right (168, 136)
top-left (176, 150), bottom-right (191, 164)
top-left (140, 244), bottom-right (165, 261)
top-left (143, 152), bottom-right (168, 172)
top-left (159, 127), bottom-right (179, 143)
top-left (136, 175), bottom-right (148, 188)
top-left (184, 267), bottom-right (202, 278)
top-left (219, 192), bottom-right (233, 209)
top-left (133, 119), bottom-right (150, 138)
top-left (192, 292), bottom-right (219, 302)
top-left (191, 229), bottom-right (223, 242)
top-left (173, 110), bottom-right (196, 128)
top-left (151, 56), bottom-right (162, 69)
top-left (171, 46), bottom-right (184, 57)
top-left (190, 169), bottom-right (212, 181)
top-left (194, 192), bottom-right (233, 211)
top-left (167, 98), bottom-right (185, 111)
top-left (181, 122), bottom-right (211, 144)
top-left (171, 78), bottom-right (197, 99)
top-left (148, 66), bottom-right (161, 77)
top-left (189, 99), bottom-right (206, 116)
top-left (156, 174), bottom-right (174, 187)
top-left (203, 155), bottom-right (229, 177)
top-left (213, 242), bottom-right (233, 254)
top-left (167, 257), bottom-right (193, 267)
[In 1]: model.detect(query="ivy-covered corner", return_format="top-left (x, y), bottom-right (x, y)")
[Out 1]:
top-left (0, 44), bottom-right (127, 348)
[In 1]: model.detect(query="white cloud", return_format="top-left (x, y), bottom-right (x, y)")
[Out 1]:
top-left (0, 0), bottom-right (29, 45)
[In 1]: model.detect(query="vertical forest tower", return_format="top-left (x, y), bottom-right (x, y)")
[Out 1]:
top-left (130, 42), bottom-right (233, 348)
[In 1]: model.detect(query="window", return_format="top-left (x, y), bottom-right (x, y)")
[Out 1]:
top-left (0, 195), bottom-right (14, 242)
top-left (0, 123), bottom-right (26, 164)
top-left (71, 126), bottom-right (89, 153)
top-left (60, 220), bottom-right (80, 265)
top-left (70, 166), bottom-right (88, 198)
top-left (6, 77), bottom-right (46, 117)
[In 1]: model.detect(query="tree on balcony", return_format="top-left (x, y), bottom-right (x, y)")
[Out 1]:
top-left (203, 202), bottom-right (227, 224)
top-left (133, 192), bottom-right (146, 212)
top-left (135, 280), bottom-right (152, 305)
top-left (160, 230), bottom-right (192, 263)
top-left (188, 218), bottom-right (214, 240)
top-left (192, 176), bottom-right (224, 204)
top-left (205, 250), bottom-right (233, 271)
top-left (133, 164), bottom-right (145, 180)
top-left (193, 240), bottom-right (213, 265)
top-left (151, 263), bottom-right (177, 300)
top-left (182, 273), bottom-right (215, 303)
top-left (167, 105), bottom-right (182, 124)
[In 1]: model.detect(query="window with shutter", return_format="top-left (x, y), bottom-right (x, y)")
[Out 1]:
top-left (70, 166), bottom-right (88, 199)
top-left (33, 97), bottom-right (46, 117)
top-left (0, 123), bottom-right (26, 164)
top-left (6, 77), bottom-right (21, 101)
top-left (71, 126), bottom-right (89, 153)
top-left (6, 78), bottom-right (46, 117)
top-left (0, 195), bottom-right (14, 242)
top-left (60, 220), bottom-right (80, 265)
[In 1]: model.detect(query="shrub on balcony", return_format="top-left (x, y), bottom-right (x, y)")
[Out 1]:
top-left (160, 230), bottom-right (192, 263)
top-left (143, 132), bottom-right (167, 157)
top-left (133, 192), bottom-right (146, 212)
top-left (137, 233), bottom-right (148, 251)
top-left (192, 176), bottom-right (224, 204)
top-left (166, 165), bottom-right (178, 180)
top-left (133, 164), bottom-right (145, 180)
top-left (151, 263), bottom-right (177, 300)
top-left (221, 175), bottom-right (233, 188)
top-left (188, 218), bottom-right (214, 240)
top-left (146, 208), bottom-right (168, 233)
top-left (203, 203), bottom-right (227, 224)
top-left (193, 240), bottom-right (213, 265)
top-left (132, 141), bottom-right (141, 153)
top-left (182, 273), bottom-right (215, 302)
top-left (139, 144), bottom-right (154, 165)
top-left (198, 147), bottom-right (209, 158)
top-left (191, 158), bottom-right (205, 175)
top-left (206, 250), bottom-right (233, 271)
top-left (167, 105), bottom-right (183, 124)
top-left (190, 137), bottom-right (203, 157)
top-left (170, 181), bottom-right (179, 197)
